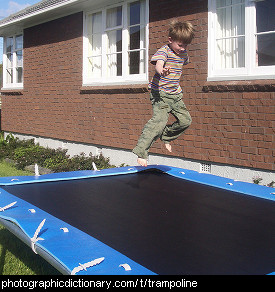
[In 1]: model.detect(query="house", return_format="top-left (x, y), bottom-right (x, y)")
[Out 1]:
top-left (0, 0), bottom-right (274, 184)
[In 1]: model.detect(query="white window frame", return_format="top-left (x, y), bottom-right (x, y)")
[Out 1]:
top-left (208, 0), bottom-right (275, 81)
top-left (83, 0), bottom-right (149, 86)
top-left (2, 33), bottom-right (24, 89)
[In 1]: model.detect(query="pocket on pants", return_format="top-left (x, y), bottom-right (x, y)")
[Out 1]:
top-left (150, 90), bottom-right (161, 105)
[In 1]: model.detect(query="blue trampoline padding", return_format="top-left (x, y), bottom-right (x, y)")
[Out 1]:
top-left (0, 165), bottom-right (274, 275)
top-left (165, 166), bottom-right (275, 202)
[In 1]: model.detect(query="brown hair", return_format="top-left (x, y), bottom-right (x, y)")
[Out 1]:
top-left (168, 20), bottom-right (195, 44)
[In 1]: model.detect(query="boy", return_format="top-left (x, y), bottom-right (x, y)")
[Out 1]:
top-left (133, 20), bottom-right (195, 167)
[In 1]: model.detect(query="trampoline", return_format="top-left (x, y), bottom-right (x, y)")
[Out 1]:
top-left (0, 165), bottom-right (274, 275)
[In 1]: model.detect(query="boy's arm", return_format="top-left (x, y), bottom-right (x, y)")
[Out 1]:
top-left (155, 60), bottom-right (170, 76)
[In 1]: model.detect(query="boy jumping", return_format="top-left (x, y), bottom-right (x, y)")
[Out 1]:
top-left (133, 20), bottom-right (195, 167)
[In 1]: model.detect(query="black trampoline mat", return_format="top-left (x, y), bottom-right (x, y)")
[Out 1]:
top-left (3, 171), bottom-right (275, 275)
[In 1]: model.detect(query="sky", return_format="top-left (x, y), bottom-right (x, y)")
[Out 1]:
top-left (0, 0), bottom-right (40, 63)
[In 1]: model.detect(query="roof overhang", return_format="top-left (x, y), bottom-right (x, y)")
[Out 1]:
top-left (0, 0), bottom-right (115, 36)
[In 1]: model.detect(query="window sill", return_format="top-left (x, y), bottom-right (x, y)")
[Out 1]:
top-left (1, 88), bottom-right (23, 95)
top-left (203, 79), bottom-right (275, 92)
top-left (80, 84), bottom-right (149, 94)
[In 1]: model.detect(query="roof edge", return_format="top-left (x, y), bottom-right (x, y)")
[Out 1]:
top-left (0, 0), bottom-right (80, 29)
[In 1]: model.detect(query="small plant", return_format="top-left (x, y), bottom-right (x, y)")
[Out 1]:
top-left (252, 176), bottom-right (274, 188)
top-left (13, 145), bottom-right (44, 169)
top-left (267, 181), bottom-right (275, 188)
top-left (0, 132), bottom-right (36, 160)
top-left (252, 176), bottom-right (263, 185)
top-left (43, 155), bottom-right (68, 171)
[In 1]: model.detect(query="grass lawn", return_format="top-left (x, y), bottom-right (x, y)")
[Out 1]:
top-left (0, 160), bottom-right (33, 177)
top-left (0, 160), bottom-right (60, 275)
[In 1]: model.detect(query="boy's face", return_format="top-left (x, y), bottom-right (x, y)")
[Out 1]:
top-left (168, 37), bottom-right (187, 55)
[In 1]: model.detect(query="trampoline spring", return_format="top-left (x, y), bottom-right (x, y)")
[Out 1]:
top-left (35, 164), bottom-right (40, 176)
top-left (0, 201), bottom-right (17, 212)
top-left (92, 162), bottom-right (98, 171)
top-left (31, 219), bottom-right (46, 254)
top-left (71, 257), bottom-right (105, 275)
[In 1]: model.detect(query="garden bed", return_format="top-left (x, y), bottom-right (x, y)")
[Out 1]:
top-left (0, 133), bottom-right (115, 174)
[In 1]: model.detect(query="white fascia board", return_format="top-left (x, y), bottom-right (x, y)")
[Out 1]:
top-left (0, 0), bottom-right (81, 35)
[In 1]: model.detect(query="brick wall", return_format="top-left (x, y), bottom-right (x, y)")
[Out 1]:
top-left (148, 0), bottom-right (274, 171)
top-left (2, 12), bottom-right (85, 141)
top-left (1, 0), bottom-right (274, 171)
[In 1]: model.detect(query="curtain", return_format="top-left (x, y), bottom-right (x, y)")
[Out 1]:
top-left (216, 0), bottom-right (245, 69)
top-left (87, 12), bottom-right (102, 78)
top-left (106, 6), bottom-right (122, 77)
top-left (15, 35), bottom-right (23, 83)
top-left (6, 37), bottom-right (13, 84)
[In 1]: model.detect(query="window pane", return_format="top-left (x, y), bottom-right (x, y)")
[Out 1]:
top-left (91, 12), bottom-right (102, 34)
top-left (6, 69), bottom-right (13, 84)
top-left (216, 0), bottom-right (245, 68)
top-left (129, 51), bottom-right (139, 74)
top-left (217, 37), bottom-right (245, 68)
top-left (17, 67), bottom-right (23, 83)
top-left (107, 53), bottom-right (122, 76)
top-left (256, 0), bottom-right (275, 33)
top-left (129, 1), bottom-right (140, 25)
top-left (16, 51), bottom-right (23, 67)
top-left (255, 0), bottom-right (275, 67)
top-left (6, 37), bottom-right (13, 53)
top-left (129, 49), bottom-right (145, 75)
top-left (107, 29), bottom-right (122, 53)
top-left (216, 1), bottom-right (244, 38)
top-left (107, 29), bottom-right (122, 76)
top-left (15, 35), bottom-right (23, 50)
top-left (88, 56), bottom-right (102, 77)
top-left (256, 33), bottom-right (275, 66)
top-left (87, 12), bottom-right (102, 78)
top-left (106, 6), bottom-right (122, 28)
top-left (130, 26), bottom-right (140, 50)
top-left (129, 51), bottom-right (145, 74)
top-left (217, 0), bottom-right (243, 8)
top-left (7, 53), bottom-right (13, 68)
top-left (88, 12), bottom-right (102, 52)
top-left (89, 34), bottom-right (102, 55)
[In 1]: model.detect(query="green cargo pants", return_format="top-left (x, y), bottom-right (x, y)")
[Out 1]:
top-left (132, 90), bottom-right (192, 159)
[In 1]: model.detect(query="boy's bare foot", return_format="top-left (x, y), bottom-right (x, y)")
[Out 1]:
top-left (137, 157), bottom-right (148, 167)
top-left (165, 143), bottom-right (172, 152)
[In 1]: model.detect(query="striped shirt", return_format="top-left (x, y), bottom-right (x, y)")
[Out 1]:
top-left (148, 44), bottom-right (189, 94)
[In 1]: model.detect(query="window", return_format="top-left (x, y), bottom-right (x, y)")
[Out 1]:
top-left (208, 0), bottom-right (275, 80)
top-left (83, 0), bottom-right (148, 85)
top-left (3, 34), bottom-right (23, 88)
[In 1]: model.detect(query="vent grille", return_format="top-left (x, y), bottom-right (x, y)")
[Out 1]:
top-left (200, 163), bottom-right (211, 173)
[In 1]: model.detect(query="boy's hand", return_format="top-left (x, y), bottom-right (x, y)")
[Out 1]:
top-left (155, 60), bottom-right (170, 76)
top-left (161, 66), bottom-right (171, 76)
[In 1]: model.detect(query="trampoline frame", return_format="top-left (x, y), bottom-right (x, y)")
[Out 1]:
top-left (0, 165), bottom-right (274, 275)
